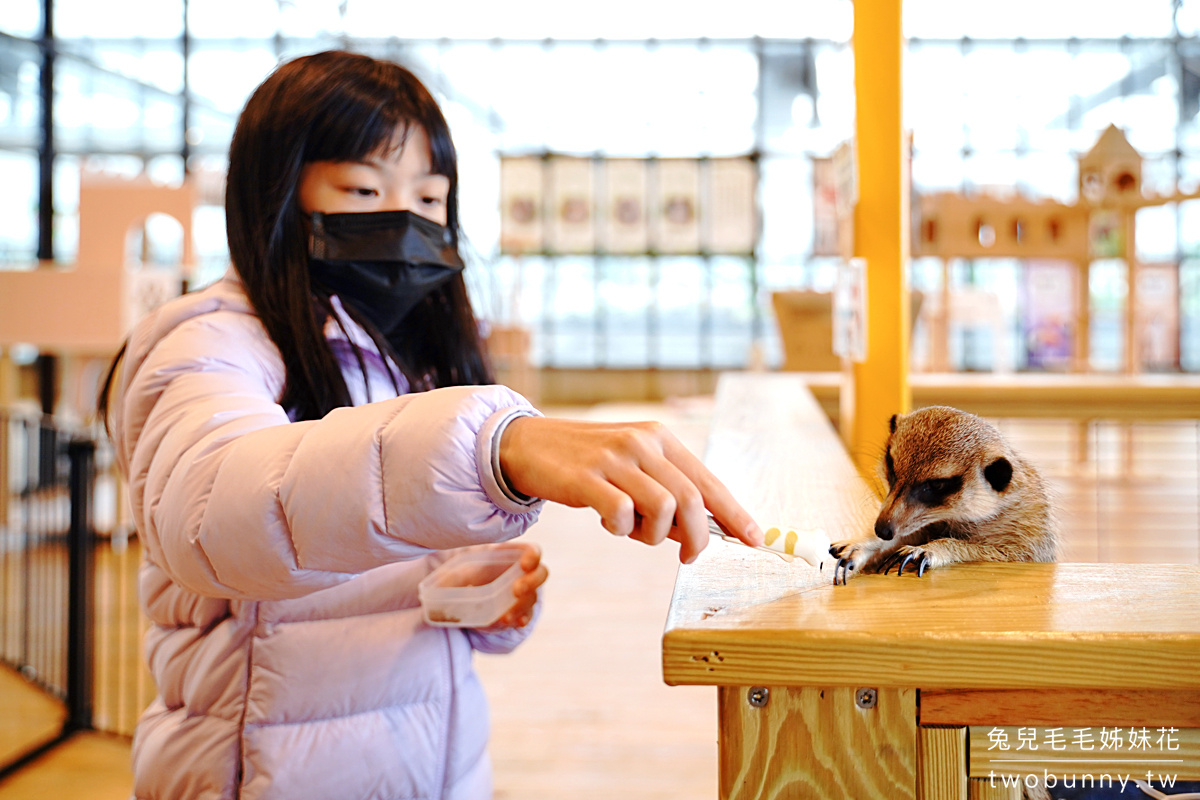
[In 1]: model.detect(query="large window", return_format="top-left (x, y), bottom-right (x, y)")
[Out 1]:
top-left (2, 0), bottom-right (1198, 370)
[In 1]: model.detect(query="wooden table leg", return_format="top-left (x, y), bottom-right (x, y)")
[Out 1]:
top-left (920, 726), bottom-right (967, 800)
top-left (718, 686), bottom-right (917, 799)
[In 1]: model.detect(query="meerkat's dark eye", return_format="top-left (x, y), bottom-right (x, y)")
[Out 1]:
top-left (885, 451), bottom-right (896, 486)
top-left (911, 475), bottom-right (963, 506)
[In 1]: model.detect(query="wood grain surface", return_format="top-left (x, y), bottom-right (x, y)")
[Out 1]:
top-left (921, 689), bottom-right (1200, 728)
top-left (919, 726), bottom-right (968, 800)
top-left (664, 561), bottom-right (1200, 689)
top-left (664, 374), bottom-right (1200, 692)
top-left (718, 686), bottom-right (917, 800)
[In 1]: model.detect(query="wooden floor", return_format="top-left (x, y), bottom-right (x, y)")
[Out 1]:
top-left (1, 402), bottom-right (1197, 800)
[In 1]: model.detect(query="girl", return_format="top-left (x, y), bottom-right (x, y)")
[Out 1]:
top-left (103, 50), bottom-right (760, 800)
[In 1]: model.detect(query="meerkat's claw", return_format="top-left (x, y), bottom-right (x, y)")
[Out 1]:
top-left (879, 550), bottom-right (903, 575)
top-left (830, 540), bottom-right (882, 585)
top-left (833, 557), bottom-right (855, 586)
top-left (829, 543), bottom-right (851, 584)
top-left (880, 547), bottom-right (932, 577)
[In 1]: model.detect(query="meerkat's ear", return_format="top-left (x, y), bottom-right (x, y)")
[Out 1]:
top-left (984, 457), bottom-right (1013, 492)
top-left (888, 413), bottom-right (899, 433)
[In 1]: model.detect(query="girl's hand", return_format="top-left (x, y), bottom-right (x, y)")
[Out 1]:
top-left (498, 417), bottom-right (762, 564)
top-left (493, 542), bottom-right (547, 628)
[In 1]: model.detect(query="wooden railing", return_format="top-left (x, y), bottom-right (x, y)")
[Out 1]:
top-left (662, 372), bottom-right (1200, 799)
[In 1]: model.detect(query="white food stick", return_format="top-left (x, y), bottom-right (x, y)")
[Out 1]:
top-left (708, 516), bottom-right (830, 567)
top-left (759, 525), bottom-right (831, 567)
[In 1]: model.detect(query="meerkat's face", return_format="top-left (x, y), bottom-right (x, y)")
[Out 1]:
top-left (875, 407), bottom-right (1015, 542)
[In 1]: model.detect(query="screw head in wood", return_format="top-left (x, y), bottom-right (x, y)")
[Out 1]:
top-left (856, 688), bottom-right (878, 709)
top-left (747, 686), bottom-right (770, 708)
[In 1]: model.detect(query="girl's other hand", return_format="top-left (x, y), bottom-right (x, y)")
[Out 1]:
top-left (493, 542), bottom-right (547, 628)
top-left (498, 417), bottom-right (762, 564)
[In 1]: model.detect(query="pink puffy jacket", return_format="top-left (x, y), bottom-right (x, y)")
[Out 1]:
top-left (113, 274), bottom-right (543, 800)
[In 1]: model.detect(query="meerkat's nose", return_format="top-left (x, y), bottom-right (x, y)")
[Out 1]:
top-left (875, 519), bottom-right (895, 540)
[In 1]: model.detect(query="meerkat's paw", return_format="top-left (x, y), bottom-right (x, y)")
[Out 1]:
top-left (829, 539), bottom-right (887, 585)
top-left (877, 544), bottom-right (938, 578)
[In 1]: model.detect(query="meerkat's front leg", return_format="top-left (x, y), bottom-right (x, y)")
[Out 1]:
top-left (828, 537), bottom-right (899, 585)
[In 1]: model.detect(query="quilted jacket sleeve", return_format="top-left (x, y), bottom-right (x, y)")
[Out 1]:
top-left (117, 307), bottom-right (543, 602)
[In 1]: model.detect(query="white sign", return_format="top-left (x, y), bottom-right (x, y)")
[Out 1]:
top-left (833, 257), bottom-right (867, 362)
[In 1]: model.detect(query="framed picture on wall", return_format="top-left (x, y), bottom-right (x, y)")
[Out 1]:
top-left (653, 158), bottom-right (701, 254)
top-left (1022, 260), bottom-right (1078, 371)
top-left (603, 158), bottom-right (649, 254)
top-left (706, 157), bottom-right (757, 255)
top-left (548, 157), bottom-right (596, 254)
top-left (499, 156), bottom-right (544, 254)
top-left (1136, 262), bottom-right (1180, 372)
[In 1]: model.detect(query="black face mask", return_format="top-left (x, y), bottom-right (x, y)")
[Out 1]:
top-left (307, 210), bottom-right (464, 336)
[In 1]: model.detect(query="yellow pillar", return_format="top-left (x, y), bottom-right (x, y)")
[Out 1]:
top-left (851, 0), bottom-right (911, 486)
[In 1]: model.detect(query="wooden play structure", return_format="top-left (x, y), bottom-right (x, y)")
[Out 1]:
top-left (914, 124), bottom-right (1200, 375)
top-left (788, 124), bottom-right (1200, 379)
top-left (778, 121), bottom-right (1200, 469)
top-left (0, 174), bottom-right (194, 413)
top-left (0, 175), bottom-right (193, 353)
top-left (663, 372), bottom-right (1200, 799)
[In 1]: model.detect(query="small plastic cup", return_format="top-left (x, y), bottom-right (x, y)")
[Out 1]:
top-left (418, 548), bottom-right (524, 628)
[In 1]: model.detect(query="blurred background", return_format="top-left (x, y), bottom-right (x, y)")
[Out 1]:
top-left (2, 3), bottom-right (1200, 798)
top-left (4, 0), bottom-right (1200, 383)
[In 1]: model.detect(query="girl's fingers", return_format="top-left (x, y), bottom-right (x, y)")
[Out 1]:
top-left (618, 472), bottom-right (679, 547)
top-left (612, 430), bottom-right (757, 561)
top-left (487, 542), bottom-right (547, 628)
top-left (513, 562), bottom-right (548, 595)
top-left (583, 427), bottom-right (755, 562)
top-left (498, 416), bottom-right (762, 563)
top-left (498, 561), bottom-right (547, 628)
top-left (624, 455), bottom-right (709, 562)
top-left (585, 478), bottom-right (637, 537)
top-left (517, 543), bottom-right (542, 572)
top-left (660, 436), bottom-right (763, 548)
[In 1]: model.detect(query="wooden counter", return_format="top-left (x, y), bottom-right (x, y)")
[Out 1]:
top-left (662, 373), bottom-right (1200, 799)
top-left (788, 370), bottom-right (1200, 424)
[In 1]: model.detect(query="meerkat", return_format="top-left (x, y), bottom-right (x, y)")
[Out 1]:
top-left (829, 406), bottom-right (1057, 585)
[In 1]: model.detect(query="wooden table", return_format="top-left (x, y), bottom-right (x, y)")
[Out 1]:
top-left (662, 373), bottom-right (1200, 799)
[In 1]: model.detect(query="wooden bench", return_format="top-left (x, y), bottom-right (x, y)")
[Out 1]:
top-left (662, 372), bottom-right (1200, 799)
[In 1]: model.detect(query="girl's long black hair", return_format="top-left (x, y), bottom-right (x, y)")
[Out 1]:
top-left (228, 50), bottom-right (492, 420)
top-left (101, 50), bottom-right (492, 426)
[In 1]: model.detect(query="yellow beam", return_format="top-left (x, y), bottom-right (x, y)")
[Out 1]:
top-left (852, 0), bottom-right (911, 485)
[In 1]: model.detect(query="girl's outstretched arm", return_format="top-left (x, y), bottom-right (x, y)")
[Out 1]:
top-left (498, 417), bottom-right (762, 564)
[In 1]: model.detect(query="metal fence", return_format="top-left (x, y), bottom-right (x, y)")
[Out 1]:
top-left (0, 411), bottom-right (148, 778)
